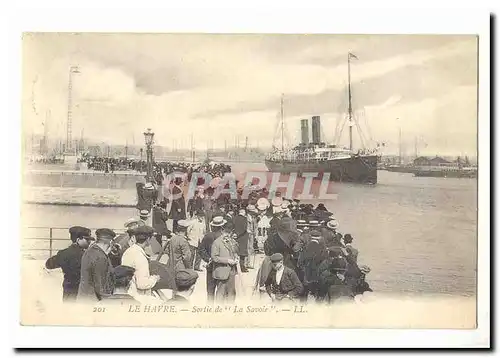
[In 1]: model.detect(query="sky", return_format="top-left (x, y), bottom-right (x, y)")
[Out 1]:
top-left (22, 33), bottom-right (478, 156)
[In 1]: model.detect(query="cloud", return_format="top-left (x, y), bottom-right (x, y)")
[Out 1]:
top-left (21, 34), bottom-right (478, 156)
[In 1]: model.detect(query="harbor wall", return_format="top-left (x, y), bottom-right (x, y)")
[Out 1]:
top-left (24, 171), bottom-right (146, 190)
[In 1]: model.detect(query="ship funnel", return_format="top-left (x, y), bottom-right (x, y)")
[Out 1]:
top-left (312, 116), bottom-right (321, 144)
top-left (300, 119), bottom-right (309, 145)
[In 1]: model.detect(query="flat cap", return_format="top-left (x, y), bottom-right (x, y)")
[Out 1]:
top-left (132, 225), bottom-right (155, 237)
top-left (69, 226), bottom-right (91, 239)
top-left (124, 218), bottom-right (145, 229)
top-left (113, 265), bottom-right (135, 280)
top-left (95, 228), bottom-right (116, 240)
top-left (177, 220), bottom-right (190, 228)
top-left (175, 269), bottom-right (199, 287)
top-left (270, 253), bottom-right (284, 262)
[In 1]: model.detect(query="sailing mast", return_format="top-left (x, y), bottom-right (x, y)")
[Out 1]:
top-left (280, 93), bottom-right (284, 159)
top-left (348, 53), bottom-right (353, 151)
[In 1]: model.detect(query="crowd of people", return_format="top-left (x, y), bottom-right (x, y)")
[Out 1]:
top-left (45, 170), bottom-right (373, 306)
top-left (82, 155), bottom-right (231, 182)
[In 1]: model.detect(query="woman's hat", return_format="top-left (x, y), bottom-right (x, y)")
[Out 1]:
top-left (271, 197), bottom-right (283, 207)
top-left (256, 198), bottom-right (270, 211)
top-left (210, 216), bottom-right (227, 227)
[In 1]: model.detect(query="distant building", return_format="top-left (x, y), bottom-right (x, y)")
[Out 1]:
top-left (413, 156), bottom-right (452, 167)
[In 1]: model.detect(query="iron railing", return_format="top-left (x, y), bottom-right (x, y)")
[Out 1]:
top-left (22, 226), bottom-right (124, 258)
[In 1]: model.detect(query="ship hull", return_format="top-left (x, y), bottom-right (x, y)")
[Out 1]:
top-left (264, 155), bottom-right (378, 184)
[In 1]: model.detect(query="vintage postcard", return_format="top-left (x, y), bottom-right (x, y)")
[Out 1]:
top-left (18, 27), bottom-right (487, 344)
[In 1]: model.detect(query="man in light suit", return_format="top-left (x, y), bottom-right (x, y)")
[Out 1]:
top-left (211, 231), bottom-right (239, 303)
top-left (121, 225), bottom-right (160, 299)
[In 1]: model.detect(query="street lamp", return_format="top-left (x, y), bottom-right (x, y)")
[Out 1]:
top-left (143, 128), bottom-right (155, 183)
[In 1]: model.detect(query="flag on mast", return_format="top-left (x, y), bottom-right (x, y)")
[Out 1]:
top-left (348, 52), bottom-right (359, 60)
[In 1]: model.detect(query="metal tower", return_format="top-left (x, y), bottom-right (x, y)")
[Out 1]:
top-left (66, 66), bottom-right (80, 152)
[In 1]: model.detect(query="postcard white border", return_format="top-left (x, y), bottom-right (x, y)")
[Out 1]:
top-left (2, 2), bottom-right (491, 350)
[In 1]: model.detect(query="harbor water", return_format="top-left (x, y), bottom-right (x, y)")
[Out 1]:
top-left (22, 166), bottom-right (477, 297)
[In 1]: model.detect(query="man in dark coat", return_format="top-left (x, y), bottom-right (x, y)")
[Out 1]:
top-left (169, 178), bottom-right (186, 233)
top-left (233, 208), bottom-right (249, 273)
top-left (152, 201), bottom-right (169, 246)
top-left (198, 216), bottom-right (226, 303)
top-left (265, 253), bottom-right (303, 302)
top-left (168, 269), bottom-right (199, 303)
top-left (77, 228), bottom-right (116, 303)
top-left (45, 226), bottom-right (93, 302)
top-left (318, 255), bottom-right (354, 303)
top-left (298, 230), bottom-right (328, 301)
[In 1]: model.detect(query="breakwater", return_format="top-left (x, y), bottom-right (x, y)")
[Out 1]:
top-left (24, 170), bottom-right (145, 190)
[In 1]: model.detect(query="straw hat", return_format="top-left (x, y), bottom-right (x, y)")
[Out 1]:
top-left (210, 216), bottom-right (227, 227)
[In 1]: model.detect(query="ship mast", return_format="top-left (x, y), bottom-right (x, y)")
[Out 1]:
top-left (280, 93), bottom-right (284, 158)
top-left (348, 53), bottom-right (353, 151)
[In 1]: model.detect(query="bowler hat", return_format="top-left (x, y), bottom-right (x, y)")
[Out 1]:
top-left (343, 234), bottom-right (353, 243)
top-left (175, 269), bottom-right (199, 288)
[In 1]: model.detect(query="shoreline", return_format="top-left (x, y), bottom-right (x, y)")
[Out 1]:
top-left (24, 201), bottom-right (137, 208)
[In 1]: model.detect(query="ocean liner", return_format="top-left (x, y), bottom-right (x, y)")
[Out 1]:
top-left (264, 52), bottom-right (379, 184)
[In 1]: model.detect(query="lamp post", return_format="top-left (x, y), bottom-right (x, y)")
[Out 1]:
top-left (144, 128), bottom-right (155, 183)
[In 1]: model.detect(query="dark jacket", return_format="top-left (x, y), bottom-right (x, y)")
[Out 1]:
top-left (298, 240), bottom-right (328, 284)
top-left (233, 214), bottom-right (249, 256)
top-left (45, 243), bottom-right (85, 297)
top-left (136, 183), bottom-right (158, 212)
top-left (264, 232), bottom-right (297, 271)
top-left (265, 266), bottom-right (303, 299)
top-left (187, 196), bottom-right (204, 217)
top-left (152, 206), bottom-right (169, 235)
top-left (77, 244), bottom-right (115, 302)
top-left (166, 234), bottom-right (192, 271)
top-left (198, 231), bottom-right (222, 268)
top-left (169, 185), bottom-right (187, 220)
